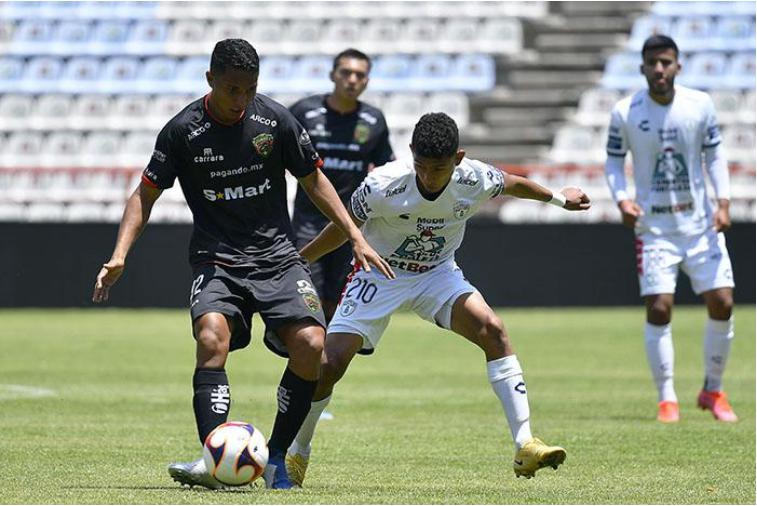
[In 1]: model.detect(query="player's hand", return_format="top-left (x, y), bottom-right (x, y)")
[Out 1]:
top-left (561, 187), bottom-right (591, 211)
top-left (618, 199), bottom-right (644, 229)
top-left (713, 205), bottom-right (731, 232)
top-left (351, 237), bottom-right (396, 280)
top-left (92, 260), bottom-right (125, 303)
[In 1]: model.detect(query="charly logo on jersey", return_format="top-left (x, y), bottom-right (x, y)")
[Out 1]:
top-left (194, 147), bottom-right (225, 163)
top-left (250, 113), bottom-right (277, 127)
top-left (652, 147), bottom-right (690, 193)
top-left (637, 119), bottom-right (650, 132)
top-left (188, 122), bottom-right (212, 140)
top-left (353, 123), bottom-right (371, 144)
top-left (203, 178), bottom-right (271, 202)
top-left (453, 200), bottom-right (470, 218)
top-left (392, 228), bottom-right (446, 262)
top-left (485, 169), bottom-right (505, 198)
top-left (299, 130), bottom-right (313, 146)
top-left (252, 133), bottom-right (275, 157)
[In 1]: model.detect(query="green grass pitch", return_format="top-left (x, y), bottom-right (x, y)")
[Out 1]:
top-left (0, 307), bottom-right (754, 504)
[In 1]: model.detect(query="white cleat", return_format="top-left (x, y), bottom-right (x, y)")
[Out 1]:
top-left (168, 457), bottom-right (226, 490)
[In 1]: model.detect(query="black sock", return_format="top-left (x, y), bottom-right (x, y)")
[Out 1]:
top-left (267, 367), bottom-right (317, 458)
top-left (192, 368), bottom-right (230, 445)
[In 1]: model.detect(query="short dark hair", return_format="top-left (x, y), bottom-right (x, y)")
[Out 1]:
top-left (411, 113), bottom-right (459, 159)
top-left (641, 35), bottom-right (679, 59)
top-left (210, 39), bottom-right (259, 75)
top-left (332, 48), bottom-right (372, 73)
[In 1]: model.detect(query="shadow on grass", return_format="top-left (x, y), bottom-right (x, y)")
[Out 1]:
top-left (62, 485), bottom-right (258, 493)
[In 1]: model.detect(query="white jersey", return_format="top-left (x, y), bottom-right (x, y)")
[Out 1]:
top-left (349, 157), bottom-right (505, 276)
top-left (606, 85), bottom-right (722, 236)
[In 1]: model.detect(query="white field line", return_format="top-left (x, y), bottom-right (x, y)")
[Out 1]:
top-left (0, 384), bottom-right (57, 399)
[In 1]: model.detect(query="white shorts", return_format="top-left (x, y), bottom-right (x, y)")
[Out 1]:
top-left (328, 263), bottom-right (476, 353)
top-left (636, 228), bottom-right (735, 297)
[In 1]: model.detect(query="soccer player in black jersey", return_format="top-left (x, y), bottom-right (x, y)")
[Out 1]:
top-left (290, 49), bottom-right (394, 322)
top-left (92, 39), bottom-right (393, 490)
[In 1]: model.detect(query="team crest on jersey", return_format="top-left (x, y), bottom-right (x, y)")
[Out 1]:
top-left (353, 123), bottom-right (371, 144)
top-left (302, 293), bottom-right (321, 313)
top-left (252, 133), bottom-right (275, 157)
top-left (392, 229), bottom-right (446, 262)
top-left (652, 147), bottom-right (690, 193)
top-left (453, 201), bottom-right (470, 218)
top-left (339, 299), bottom-right (357, 317)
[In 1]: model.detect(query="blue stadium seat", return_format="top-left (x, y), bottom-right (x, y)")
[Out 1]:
top-left (9, 20), bottom-right (54, 55)
top-left (98, 57), bottom-right (140, 94)
top-left (37, 1), bottom-right (83, 20)
top-left (50, 20), bottom-right (92, 56)
top-left (134, 56), bottom-right (178, 93)
top-left (450, 54), bottom-right (495, 92)
top-left (58, 57), bottom-right (102, 93)
top-left (21, 56), bottom-right (64, 93)
top-left (124, 20), bottom-right (168, 55)
top-left (0, 57), bottom-right (24, 93)
top-left (601, 52), bottom-right (645, 90)
top-left (407, 54), bottom-right (453, 92)
top-left (724, 52), bottom-right (756, 90)
top-left (626, 16), bottom-right (673, 50)
top-left (165, 20), bottom-right (207, 56)
top-left (88, 21), bottom-right (132, 56)
top-left (288, 56), bottom-right (332, 94)
top-left (651, 1), bottom-right (753, 16)
top-left (258, 56), bottom-right (295, 94)
top-left (369, 55), bottom-right (413, 92)
top-left (713, 16), bottom-right (756, 51)
top-left (678, 52), bottom-right (727, 89)
top-left (671, 16), bottom-right (713, 51)
top-left (173, 56), bottom-right (211, 94)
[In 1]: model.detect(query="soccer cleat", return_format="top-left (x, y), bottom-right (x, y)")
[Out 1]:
top-left (263, 453), bottom-right (299, 489)
top-left (513, 438), bottom-right (566, 479)
top-left (657, 400), bottom-right (680, 423)
top-left (285, 449), bottom-right (310, 487)
top-left (168, 457), bottom-right (226, 490)
top-left (697, 390), bottom-right (738, 422)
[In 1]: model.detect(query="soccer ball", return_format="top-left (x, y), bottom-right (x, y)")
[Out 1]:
top-left (202, 421), bottom-right (269, 486)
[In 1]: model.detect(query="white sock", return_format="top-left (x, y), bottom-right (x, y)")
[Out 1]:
top-left (288, 395), bottom-right (331, 457)
top-left (487, 355), bottom-right (532, 449)
top-left (645, 322), bottom-right (677, 403)
top-left (703, 316), bottom-right (735, 392)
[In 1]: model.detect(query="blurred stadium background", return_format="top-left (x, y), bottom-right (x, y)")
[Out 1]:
top-left (0, 0), bottom-right (753, 307)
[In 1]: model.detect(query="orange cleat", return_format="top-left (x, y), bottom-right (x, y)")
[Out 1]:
top-left (657, 401), bottom-right (680, 423)
top-left (697, 390), bottom-right (738, 422)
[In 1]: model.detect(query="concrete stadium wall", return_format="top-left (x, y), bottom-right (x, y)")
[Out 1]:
top-left (0, 222), bottom-right (753, 308)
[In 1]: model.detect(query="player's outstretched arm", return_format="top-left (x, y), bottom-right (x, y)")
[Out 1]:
top-left (92, 182), bottom-right (162, 303)
top-left (298, 170), bottom-right (395, 279)
top-left (503, 174), bottom-right (591, 211)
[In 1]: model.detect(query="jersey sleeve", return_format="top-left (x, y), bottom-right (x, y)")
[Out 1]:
top-left (142, 123), bottom-right (180, 189)
top-left (278, 109), bottom-right (322, 178)
top-left (349, 175), bottom-right (382, 222)
top-left (606, 106), bottom-right (628, 158)
top-left (370, 115), bottom-right (395, 167)
top-left (702, 96), bottom-right (722, 149)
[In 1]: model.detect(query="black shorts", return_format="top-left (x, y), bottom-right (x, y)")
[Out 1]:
top-left (189, 260), bottom-right (326, 356)
top-left (293, 219), bottom-right (354, 303)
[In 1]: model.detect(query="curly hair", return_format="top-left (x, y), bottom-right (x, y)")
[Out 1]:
top-left (210, 39), bottom-right (260, 75)
top-left (411, 113), bottom-right (459, 159)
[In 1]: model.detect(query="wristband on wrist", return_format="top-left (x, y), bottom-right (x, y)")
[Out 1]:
top-left (548, 190), bottom-right (566, 208)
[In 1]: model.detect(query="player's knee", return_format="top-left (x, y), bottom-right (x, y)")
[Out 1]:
top-left (477, 315), bottom-right (508, 354)
top-left (195, 325), bottom-right (230, 359)
top-left (288, 330), bottom-right (324, 363)
top-left (647, 301), bottom-right (672, 325)
top-left (709, 293), bottom-right (733, 320)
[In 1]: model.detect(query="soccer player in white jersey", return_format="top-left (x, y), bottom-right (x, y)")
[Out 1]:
top-left (284, 112), bottom-right (591, 485)
top-left (604, 35), bottom-right (737, 424)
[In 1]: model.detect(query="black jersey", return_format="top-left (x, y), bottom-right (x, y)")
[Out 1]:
top-left (142, 93), bottom-right (322, 270)
top-left (290, 94), bottom-right (393, 224)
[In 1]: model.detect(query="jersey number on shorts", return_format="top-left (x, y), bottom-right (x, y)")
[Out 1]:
top-left (345, 278), bottom-right (377, 304)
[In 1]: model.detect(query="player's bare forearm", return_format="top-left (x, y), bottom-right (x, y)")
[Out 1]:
top-left (298, 170), bottom-right (362, 242)
top-left (503, 174), bottom-right (553, 202)
top-left (109, 182), bottom-right (161, 263)
top-left (299, 222), bottom-right (349, 264)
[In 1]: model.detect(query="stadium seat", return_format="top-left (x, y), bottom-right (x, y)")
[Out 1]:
top-left (369, 55), bottom-right (413, 92)
top-left (165, 20), bottom-right (207, 56)
top-left (173, 56), bottom-right (211, 94)
top-left (124, 20), bottom-right (168, 55)
top-left (133, 56), bottom-right (178, 93)
top-left (548, 125), bottom-right (604, 164)
top-left (87, 21), bottom-right (131, 56)
top-left (288, 56), bottom-right (332, 94)
top-left (450, 54), bottom-right (495, 92)
top-left (0, 203), bottom-right (25, 220)
top-left (21, 56), bottom-right (64, 93)
top-left (360, 19), bottom-right (402, 54)
top-left (70, 94), bottom-right (112, 130)
top-left (97, 56), bottom-right (141, 94)
top-left (709, 89), bottom-right (743, 125)
top-left (724, 52), bottom-right (755, 90)
top-left (0, 94), bottom-right (34, 130)
top-left (320, 20), bottom-right (362, 55)
top-left (27, 202), bottom-right (66, 222)
top-left (208, 20), bottom-right (246, 44)
top-left (0, 57), bottom-right (24, 93)
top-left (407, 54), bottom-right (453, 92)
top-left (8, 19), bottom-right (54, 55)
top-left (39, 132), bottom-right (84, 168)
top-left (119, 132), bottom-right (156, 168)
top-left (389, 126), bottom-right (413, 159)
top-left (722, 124), bottom-right (756, 165)
top-left (66, 202), bottom-right (107, 222)
top-left (601, 52), bottom-right (646, 90)
top-left (678, 52), bottom-right (727, 89)
top-left (741, 91), bottom-right (755, 123)
top-left (426, 92), bottom-right (470, 128)
top-left (573, 88), bottom-right (621, 127)
top-left (51, 20), bottom-right (92, 56)
top-left (626, 16), bottom-right (673, 50)
top-left (110, 95), bottom-right (153, 130)
top-left (29, 94), bottom-right (74, 130)
top-left (0, 131), bottom-right (44, 168)
top-left (79, 132), bottom-right (123, 168)
top-left (246, 20), bottom-right (284, 56)
top-left (671, 16), bottom-right (714, 51)
top-left (281, 20), bottom-right (323, 56)
top-left (477, 18), bottom-right (523, 54)
top-left (151, 94), bottom-right (193, 130)
top-left (438, 19), bottom-right (479, 53)
top-left (402, 19), bottom-right (441, 54)
top-left (713, 16), bottom-right (756, 51)
top-left (383, 93), bottom-right (426, 129)
top-left (58, 57), bottom-right (102, 93)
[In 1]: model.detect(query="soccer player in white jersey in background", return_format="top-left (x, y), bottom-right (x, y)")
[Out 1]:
top-left (604, 35), bottom-right (737, 424)
top-left (284, 112), bottom-right (591, 485)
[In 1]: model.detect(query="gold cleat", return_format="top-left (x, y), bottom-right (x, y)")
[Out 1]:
top-left (285, 451), bottom-right (310, 487)
top-left (513, 438), bottom-right (566, 479)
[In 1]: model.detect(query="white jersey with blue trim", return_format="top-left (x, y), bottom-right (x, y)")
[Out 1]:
top-left (350, 157), bottom-right (505, 276)
top-left (607, 85), bottom-right (722, 236)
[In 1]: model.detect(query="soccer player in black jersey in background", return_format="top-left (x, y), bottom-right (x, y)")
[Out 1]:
top-left (92, 39), bottom-right (393, 490)
top-left (290, 49), bottom-right (394, 323)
